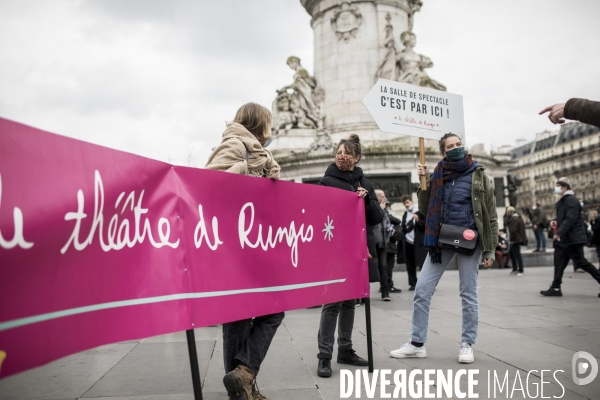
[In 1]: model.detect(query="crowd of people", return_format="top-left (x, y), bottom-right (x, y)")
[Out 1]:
top-left (205, 98), bottom-right (599, 400)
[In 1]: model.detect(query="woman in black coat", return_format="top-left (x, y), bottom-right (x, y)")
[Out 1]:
top-left (316, 134), bottom-right (383, 378)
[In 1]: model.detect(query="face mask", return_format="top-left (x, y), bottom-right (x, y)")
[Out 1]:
top-left (407, 206), bottom-right (414, 212)
top-left (335, 154), bottom-right (354, 171)
top-left (532, 206), bottom-right (537, 210)
top-left (446, 147), bottom-right (465, 162)
top-left (580, 202), bottom-right (584, 207)
top-left (262, 139), bottom-right (272, 148)
top-left (554, 187), bottom-right (562, 195)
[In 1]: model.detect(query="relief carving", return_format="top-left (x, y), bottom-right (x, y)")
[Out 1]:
top-left (330, 2), bottom-right (362, 42)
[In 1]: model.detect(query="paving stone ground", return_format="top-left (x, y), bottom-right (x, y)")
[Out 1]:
top-left (1, 266), bottom-right (599, 400)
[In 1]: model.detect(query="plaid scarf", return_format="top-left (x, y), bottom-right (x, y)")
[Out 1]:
top-left (424, 154), bottom-right (474, 263)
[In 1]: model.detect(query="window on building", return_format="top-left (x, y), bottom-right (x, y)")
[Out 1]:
top-left (571, 144), bottom-right (574, 151)
top-left (582, 174), bottom-right (587, 186)
top-left (592, 173), bottom-right (596, 184)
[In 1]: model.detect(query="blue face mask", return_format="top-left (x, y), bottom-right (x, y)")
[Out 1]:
top-left (262, 139), bottom-right (272, 148)
top-left (554, 187), bottom-right (562, 194)
top-left (446, 146), bottom-right (465, 162)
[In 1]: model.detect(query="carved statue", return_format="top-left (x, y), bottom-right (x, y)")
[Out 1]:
top-left (272, 56), bottom-right (324, 134)
top-left (407, 0), bottom-right (423, 32)
top-left (271, 91), bottom-right (295, 134)
top-left (396, 31), bottom-right (446, 91)
top-left (375, 13), bottom-right (397, 80)
top-left (375, 10), bottom-right (446, 92)
top-left (330, 2), bottom-right (362, 42)
top-left (507, 173), bottom-right (523, 207)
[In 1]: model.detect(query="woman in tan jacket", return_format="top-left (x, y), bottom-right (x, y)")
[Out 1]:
top-left (205, 102), bottom-right (282, 400)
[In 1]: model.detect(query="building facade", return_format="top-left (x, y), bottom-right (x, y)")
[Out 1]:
top-left (509, 122), bottom-right (600, 219)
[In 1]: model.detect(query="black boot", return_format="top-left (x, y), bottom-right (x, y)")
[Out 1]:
top-left (317, 358), bottom-right (332, 377)
top-left (337, 348), bottom-right (368, 366)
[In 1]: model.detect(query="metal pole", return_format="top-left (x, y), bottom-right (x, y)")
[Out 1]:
top-left (364, 298), bottom-right (374, 373)
top-left (186, 329), bottom-right (204, 400)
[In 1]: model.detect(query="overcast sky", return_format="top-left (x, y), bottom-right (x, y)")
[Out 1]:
top-left (1, 0), bottom-right (599, 167)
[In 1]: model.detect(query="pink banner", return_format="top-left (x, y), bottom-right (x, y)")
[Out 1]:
top-left (0, 117), bottom-right (369, 378)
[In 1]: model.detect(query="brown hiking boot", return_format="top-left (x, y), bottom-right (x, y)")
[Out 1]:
top-left (223, 363), bottom-right (255, 400)
top-left (252, 386), bottom-right (270, 400)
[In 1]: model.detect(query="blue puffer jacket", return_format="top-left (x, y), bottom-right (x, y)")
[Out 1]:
top-left (442, 163), bottom-right (480, 230)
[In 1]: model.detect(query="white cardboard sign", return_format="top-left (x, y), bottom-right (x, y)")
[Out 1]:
top-left (362, 79), bottom-right (465, 142)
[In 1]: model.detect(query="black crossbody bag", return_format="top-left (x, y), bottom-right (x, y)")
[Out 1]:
top-left (437, 179), bottom-right (479, 256)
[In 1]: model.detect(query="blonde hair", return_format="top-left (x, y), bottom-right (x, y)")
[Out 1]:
top-left (233, 102), bottom-right (272, 142)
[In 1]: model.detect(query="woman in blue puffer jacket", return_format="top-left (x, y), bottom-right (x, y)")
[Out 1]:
top-left (389, 133), bottom-right (498, 365)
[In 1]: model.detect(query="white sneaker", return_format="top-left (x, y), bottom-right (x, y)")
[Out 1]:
top-left (458, 342), bottom-right (474, 363)
top-left (390, 341), bottom-right (427, 358)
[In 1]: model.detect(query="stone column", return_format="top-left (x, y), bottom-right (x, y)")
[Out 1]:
top-left (301, 0), bottom-right (413, 145)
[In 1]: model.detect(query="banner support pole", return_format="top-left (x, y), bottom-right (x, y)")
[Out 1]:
top-left (364, 298), bottom-right (374, 373)
top-left (186, 329), bottom-right (204, 400)
top-left (419, 137), bottom-right (427, 189)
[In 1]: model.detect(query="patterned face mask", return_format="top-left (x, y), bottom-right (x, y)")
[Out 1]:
top-left (335, 154), bottom-right (354, 171)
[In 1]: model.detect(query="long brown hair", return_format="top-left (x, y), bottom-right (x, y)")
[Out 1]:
top-left (233, 102), bottom-right (272, 142)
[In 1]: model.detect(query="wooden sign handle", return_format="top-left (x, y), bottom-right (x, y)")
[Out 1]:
top-left (419, 137), bottom-right (427, 189)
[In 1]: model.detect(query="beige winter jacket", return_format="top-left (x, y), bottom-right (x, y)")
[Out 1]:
top-left (205, 122), bottom-right (280, 179)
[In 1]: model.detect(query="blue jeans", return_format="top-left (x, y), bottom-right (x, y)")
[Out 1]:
top-left (411, 248), bottom-right (481, 344)
top-left (534, 229), bottom-right (547, 250)
top-left (222, 312), bottom-right (285, 374)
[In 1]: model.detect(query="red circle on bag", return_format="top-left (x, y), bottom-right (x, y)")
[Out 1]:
top-left (463, 229), bottom-right (476, 240)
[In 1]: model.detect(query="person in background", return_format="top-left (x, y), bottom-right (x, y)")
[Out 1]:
top-left (205, 102), bottom-right (282, 400)
top-left (495, 229), bottom-right (510, 268)
top-left (530, 202), bottom-right (547, 253)
top-left (591, 209), bottom-right (600, 269)
top-left (506, 206), bottom-right (526, 276)
top-left (316, 134), bottom-right (382, 378)
top-left (576, 198), bottom-right (589, 272)
top-left (540, 177), bottom-right (600, 297)
top-left (384, 200), bottom-right (403, 293)
top-left (374, 189), bottom-right (392, 301)
top-left (401, 195), bottom-right (426, 291)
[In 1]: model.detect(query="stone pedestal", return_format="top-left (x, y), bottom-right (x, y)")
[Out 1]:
top-left (302, 0), bottom-right (412, 146)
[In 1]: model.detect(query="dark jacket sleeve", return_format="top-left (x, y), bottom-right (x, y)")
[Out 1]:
top-left (364, 187), bottom-right (383, 226)
top-left (388, 213), bottom-right (401, 225)
top-left (564, 98), bottom-right (600, 128)
top-left (414, 213), bottom-right (426, 231)
top-left (557, 196), bottom-right (580, 238)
